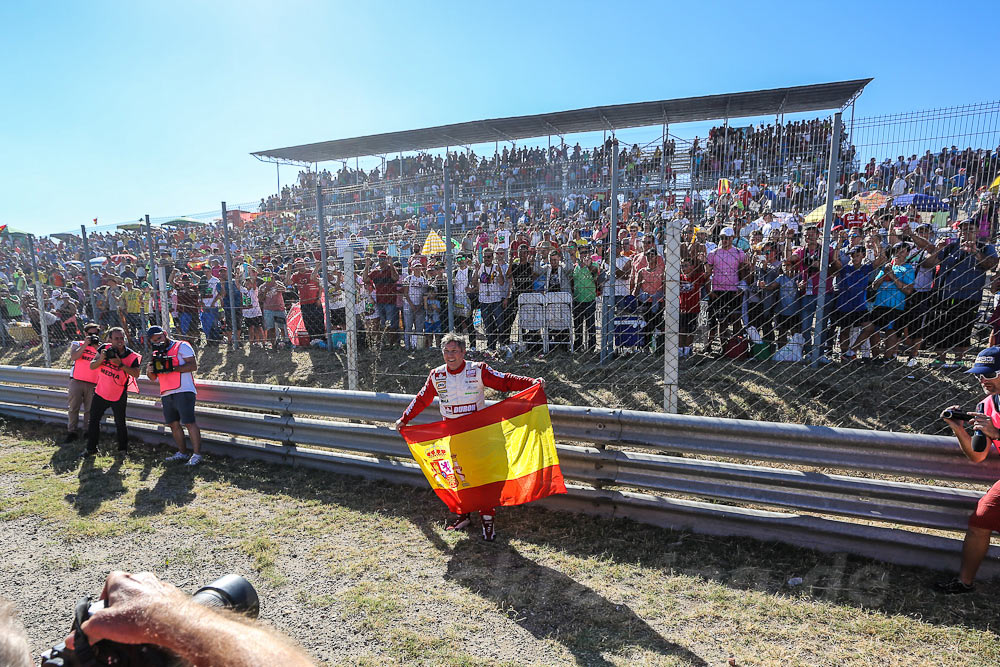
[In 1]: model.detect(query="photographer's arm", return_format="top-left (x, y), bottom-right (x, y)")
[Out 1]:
top-left (70, 342), bottom-right (88, 362)
top-left (68, 571), bottom-right (313, 667)
top-left (943, 406), bottom-right (991, 464)
top-left (89, 350), bottom-right (106, 370)
top-left (177, 352), bottom-right (198, 374)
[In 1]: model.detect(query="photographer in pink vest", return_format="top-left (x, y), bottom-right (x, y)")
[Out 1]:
top-left (146, 325), bottom-right (204, 466)
top-left (84, 326), bottom-right (141, 456)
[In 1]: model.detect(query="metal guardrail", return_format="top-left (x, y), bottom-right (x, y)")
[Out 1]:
top-left (1, 365), bottom-right (998, 576)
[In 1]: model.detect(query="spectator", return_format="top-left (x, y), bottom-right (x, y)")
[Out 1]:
top-left (571, 252), bottom-right (602, 351)
top-left (705, 227), bottom-right (746, 349)
top-left (363, 252), bottom-right (400, 348)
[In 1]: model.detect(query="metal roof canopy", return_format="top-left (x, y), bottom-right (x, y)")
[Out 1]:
top-left (253, 78), bottom-right (871, 163)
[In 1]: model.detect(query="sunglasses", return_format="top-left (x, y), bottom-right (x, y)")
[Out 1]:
top-left (977, 371), bottom-right (1000, 380)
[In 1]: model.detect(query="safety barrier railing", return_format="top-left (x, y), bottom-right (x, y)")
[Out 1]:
top-left (1, 364), bottom-right (998, 576)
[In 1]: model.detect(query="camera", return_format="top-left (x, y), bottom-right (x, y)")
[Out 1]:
top-left (39, 574), bottom-right (259, 667)
top-left (150, 349), bottom-right (175, 374)
top-left (941, 409), bottom-right (975, 422)
top-left (86, 334), bottom-right (100, 346)
top-left (102, 345), bottom-right (134, 361)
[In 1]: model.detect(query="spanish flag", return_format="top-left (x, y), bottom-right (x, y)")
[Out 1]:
top-left (400, 384), bottom-right (566, 513)
top-left (717, 178), bottom-right (731, 196)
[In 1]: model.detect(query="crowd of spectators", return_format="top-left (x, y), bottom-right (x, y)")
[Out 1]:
top-left (2, 118), bottom-right (1000, 370)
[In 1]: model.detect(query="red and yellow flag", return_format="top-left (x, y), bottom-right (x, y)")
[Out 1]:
top-left (717, 178), bottom-right (731, 196)
top-left (400, 384), bottom-right (566, 513)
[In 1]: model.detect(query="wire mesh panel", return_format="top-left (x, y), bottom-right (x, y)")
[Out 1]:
top-left (673, 103), bottom-right (1000, 433)
top-left (2, 101), bottom-right (998, 435)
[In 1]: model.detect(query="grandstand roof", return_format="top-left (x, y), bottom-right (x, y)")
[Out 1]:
top-left (252, 78), bottom-right (871, 163)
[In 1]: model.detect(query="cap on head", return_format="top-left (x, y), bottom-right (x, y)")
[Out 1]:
top-left (146, 325), bottom-right (165, 339)
top-left (968, 347), bottom-right (1000, 375)
top-left (720, 227), bottom-right (735, 237)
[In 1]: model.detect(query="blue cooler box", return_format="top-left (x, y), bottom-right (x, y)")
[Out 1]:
top-left (613, 316), bottom-right (645, 348)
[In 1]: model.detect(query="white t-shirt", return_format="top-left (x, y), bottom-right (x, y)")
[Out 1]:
top-left (241, 287), bottom-right (262, 318)
top-left (402, 274), bottom-right (428, 307)
top-left (162, 341), bottom-right (197, 397)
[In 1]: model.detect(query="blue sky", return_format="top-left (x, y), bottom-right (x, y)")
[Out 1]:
top-left (2, 0), bottom-right (997, 235)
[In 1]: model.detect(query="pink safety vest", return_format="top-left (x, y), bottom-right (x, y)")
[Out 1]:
top-left (70, 343), bottom-right (100, 384)
top-left (156, 341), bottom-right (184, 395)
top-left (979, 395), bottom-right (1000, 455)
top-left (94, 349), bottom-right (141, 402)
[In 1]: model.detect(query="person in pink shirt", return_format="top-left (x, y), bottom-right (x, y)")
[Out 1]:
top-left (705, 227), bottom-right (746, 349)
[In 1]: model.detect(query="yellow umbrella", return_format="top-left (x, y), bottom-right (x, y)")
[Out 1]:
top-left (421, 230), bottom-right (447, 255)
top-left (804, 199), bottom-right (854, 223)
top-left (990, 174), bottom-right (1000, 193)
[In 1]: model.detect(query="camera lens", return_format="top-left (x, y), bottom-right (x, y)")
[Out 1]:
top-left (192, 574), bottom-right (259, 618)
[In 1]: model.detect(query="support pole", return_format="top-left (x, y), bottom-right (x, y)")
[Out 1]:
top-left (444, 157), bottom-right (455, 332)
top-left (220, 202), bottom-right (238, 346)
top-left (343, 245), bottom-right (358, 390)
top-left (27, 234), bottom-right (51, 367)
top-left (601, 139), bottom-right (620, 364)
top-left (812, 111), bottom-right (843, 366)
top-left (80, 225), bottom-right (98, 322)
top-left (659, 122), bottom-right (668, 194)
top-left (317, 183), bottom-right (332, 349)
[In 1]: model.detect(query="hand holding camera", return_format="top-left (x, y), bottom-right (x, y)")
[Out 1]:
top-left (942, 405), bottom-right (992, 452)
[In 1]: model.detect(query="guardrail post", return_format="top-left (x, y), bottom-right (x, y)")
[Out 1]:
top-left (317, 183), bottom-right (332, 349)
top-left (80, 225), bottom-right (99, 322)
top-left (812, 111), bottom-right (843, 366)
top-left (344, 245), bottom-right (358, 390)
top-left (27, 234), bottom-right (51, 367)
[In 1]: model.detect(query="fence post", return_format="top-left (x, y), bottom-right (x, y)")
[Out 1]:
top-left (663, 216), bottom-right (680, 412)
top-left (80, 225), bottom-right (98, 322)
top-left (443, 157), bottom-right (455, 332)
top-left (343, 245), bottom-right (358, 390)
top-left (220, 202), bottom-right (238, 346)
top-left (317, 183), bottom-right (331, 349)
top-left (812, 111), bottom-right (843, 366)
top-left (601, 138), bottom-right (620, 365)
top-left (156, 264), bottom-right (170, 333)
top-left (27, 234), bottom-right (51, 367)
top-left (143, 215), bottom-right (158, 325)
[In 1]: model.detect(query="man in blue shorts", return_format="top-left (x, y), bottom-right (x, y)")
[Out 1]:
top-left (145, 326), bottom-right (204, 466)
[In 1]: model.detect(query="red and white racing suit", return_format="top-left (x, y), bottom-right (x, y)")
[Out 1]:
top-left (399, 360), bottom-right (537, 516)
top-left (400, 360), bottom-right (536, 424)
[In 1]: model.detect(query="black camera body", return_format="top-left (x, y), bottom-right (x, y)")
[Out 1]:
top-left (40, 575), bottom-right (259, 667)
top-left (941, 409), bottom-right (975, 422)
top-left (86, 334), bottom-right (100, 346)
top-left (101, 344), bottom-right (134, 362)
top-left (150, 351), bottom-right (175, 374)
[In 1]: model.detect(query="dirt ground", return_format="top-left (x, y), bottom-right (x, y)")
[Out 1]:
top-left (3, 419), bottom-right (1000, 666)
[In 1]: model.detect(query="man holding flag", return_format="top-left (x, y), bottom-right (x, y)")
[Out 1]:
top-left (394, 333), bottom-right (562, 541)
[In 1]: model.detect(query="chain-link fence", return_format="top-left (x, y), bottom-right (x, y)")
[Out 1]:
top-left (3, 101), bottom-right (999, 434)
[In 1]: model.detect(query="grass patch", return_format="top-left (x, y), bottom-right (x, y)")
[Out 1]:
top-left (2, 418), bottom-right (1000, 665)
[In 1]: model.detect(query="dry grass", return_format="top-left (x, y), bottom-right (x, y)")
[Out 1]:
top-left (2, 418), bottom-right (1000, 666)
